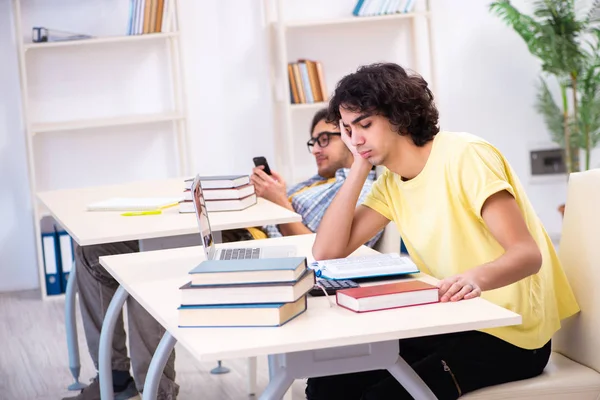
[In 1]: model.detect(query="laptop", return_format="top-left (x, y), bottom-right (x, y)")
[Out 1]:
top-left (190, 174), bottom-right (297, 260)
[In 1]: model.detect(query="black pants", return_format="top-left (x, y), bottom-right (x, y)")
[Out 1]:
top-left (305, 331), bottom-right (551, 400)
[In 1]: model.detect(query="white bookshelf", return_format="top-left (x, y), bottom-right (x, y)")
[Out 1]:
top-left (12, 0), bottom-right (191, 299)
top-left (264, 0), bottom-right (437, 184)
top-left (284, 10), bottom-right (431, 28)
top-left (23, 31), bottom-right (180, 51)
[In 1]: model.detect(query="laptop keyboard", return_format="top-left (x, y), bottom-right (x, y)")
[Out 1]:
top-left (221, 248), bottom-right (260, 260)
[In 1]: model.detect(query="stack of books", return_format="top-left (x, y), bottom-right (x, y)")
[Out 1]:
top-left (178, 257), bottom-right (315, 327)
top-left (352, 0), bottom-right (416, 16)
top-left (179, 175), bottom-right (257, 213)
top-left (288, 59), bottom-right (328, 105)
top-left (127, 0), bottom-right (172, 35)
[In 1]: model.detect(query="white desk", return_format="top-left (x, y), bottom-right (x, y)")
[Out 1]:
top-left (100, 234), bottom-right (522, 400)
top-left (37, 177), bottom-right (301, 246)
top-left (36, 177), bottom-right (302, 392)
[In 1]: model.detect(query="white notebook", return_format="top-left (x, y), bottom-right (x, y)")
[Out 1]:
top-left (309, 253), bottom-right (420, 280)
top-left (86, 197), bottom-right (182, 212)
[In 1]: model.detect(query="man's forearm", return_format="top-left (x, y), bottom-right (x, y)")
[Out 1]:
top-left (270, 194), bottom-right (313, 236)
top-left (313, 162), bottom-right (371, 259)
top-left (278, 221), bottom-right (313, 236)
top-left (466, 243), bottom-right (542, 291)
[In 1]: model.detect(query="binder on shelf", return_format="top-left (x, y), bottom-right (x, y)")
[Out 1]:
top-left (40, 217), bottom-right (62, 296)
top-left (57, 229), bottom-right (75, 293)
top-left (32, 27), bottom-right (93, 43)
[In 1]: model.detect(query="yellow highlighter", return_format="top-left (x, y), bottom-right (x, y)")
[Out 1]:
top-left (121, 210), bottom-right (162, 217)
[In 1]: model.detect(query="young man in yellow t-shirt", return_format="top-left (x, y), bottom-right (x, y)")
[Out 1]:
top-left (308, 63), bottom-right (580, 400)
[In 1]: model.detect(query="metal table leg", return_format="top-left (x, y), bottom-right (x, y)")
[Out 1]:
top-left (259, 366), bottom-right (295, 400)
top-left (247, 356), bottom-right (257, 396)
top-left (65, 265), bottom-right (86, 390)
top-left (142, 332), bottom-right (177, 400)
top-left (387, 354), bottom-right (438, 400)
top-left (209, 230), bottom-right (230, 375)
top-left (99, 286), bottom-right (128, 400)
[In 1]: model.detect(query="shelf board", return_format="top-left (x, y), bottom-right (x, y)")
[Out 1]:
top-left (31, 112), bottom-right (183, 134)
top-left (290, 101), bottom-right (329, 110)
top-left (283, 11), bottom-right (429, 29)
top-left (23, 31), bottom-right (179, 51)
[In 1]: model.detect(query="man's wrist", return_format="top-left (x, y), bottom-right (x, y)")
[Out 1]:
top-left (464, 267), bottom-right (488, 291)
top-left (276, 194), bottom-right (293, 210)
top-left (352, 158), bottom-right (373, 172)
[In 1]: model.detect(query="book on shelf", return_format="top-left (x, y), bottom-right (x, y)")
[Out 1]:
top-left (288, 59), bottom-right (328, 105)
top-left (178, 257), bottom-right (312, 328)
top-left (178, 193), bottom-right (257, 213)
top-left (352, 0), bottom-right (416, 17)
top-left (128, 0), bottom-right (172, 36)
top-left (336, 280), bottom-right (439, 313)
top-left (179, 268), bottom-right (315, 305)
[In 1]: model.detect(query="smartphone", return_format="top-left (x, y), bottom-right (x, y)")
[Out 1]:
top-left (253, 156), bottom-right (272, 175)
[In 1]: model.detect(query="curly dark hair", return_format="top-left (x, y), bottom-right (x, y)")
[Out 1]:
top-left (326, 63), bottom-right (440, 146)
top-left (310, 108), bottom-right (328, 134)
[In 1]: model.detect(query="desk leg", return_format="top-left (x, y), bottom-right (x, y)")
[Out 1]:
top-left (387, 355), bottom-right (438, 400)
top-left (208, 229), bottom-right (230, 375)
top-left (247, 356), bottom-right (257, 396)
top-left (259, 364), bottom-right (295, 400)
top-left (142, 332), bottom-right (177, 400)
top-left (65, 264), bottom-right (86, 390)
top-left (99, 286), bottom-right (128, 400)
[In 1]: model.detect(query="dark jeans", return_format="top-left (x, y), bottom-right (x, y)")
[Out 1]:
top-left (305, 330), bottom-right (551, 400)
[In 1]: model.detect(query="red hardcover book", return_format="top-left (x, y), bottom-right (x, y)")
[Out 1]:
top-left (336, 280), bottom-right (439, 313)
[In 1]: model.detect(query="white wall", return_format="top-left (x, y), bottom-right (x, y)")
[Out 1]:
top-left (1, 0), bottom-right (597, 292)
top-left (1, 0), bottom-right (39, 292)
top-left (0, 0), bottom-right (276, 292)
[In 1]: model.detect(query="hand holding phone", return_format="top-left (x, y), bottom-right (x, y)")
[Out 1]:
top-left (253, 156), bottom-right (272, 175)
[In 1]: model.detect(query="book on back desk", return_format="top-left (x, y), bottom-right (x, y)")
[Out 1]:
top-left (184, 175), bottom-right (250, 189)
top-left (183, 184), bottom-right (255, 201)
top-left (336, 280), bottom-right (439, 313)
top-left (178, 193), bottom-right (257, 213)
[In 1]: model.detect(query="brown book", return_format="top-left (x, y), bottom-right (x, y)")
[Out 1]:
top-left (288, 63), bottom-right (300, 104)
top-left (315, 61), bottom-right (329, 102)
top-left (303, 60), bottom-right (323, 102)
top-left (155, 0), bottom-right (165, 33)
top-left (149, 0), bottom-right (158, 33)
top-left (143, 0), bottom-right (153, 34)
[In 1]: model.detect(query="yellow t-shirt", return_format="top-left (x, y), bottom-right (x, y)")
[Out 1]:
top-left (362, 131), bottom-right (580, 350)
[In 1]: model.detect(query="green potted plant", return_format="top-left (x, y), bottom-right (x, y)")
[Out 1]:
top-left (489, 0), bottom-right (600, 215)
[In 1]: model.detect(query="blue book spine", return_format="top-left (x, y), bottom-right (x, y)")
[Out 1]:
top-left (298, 62), bottom-right (314, 104)
top-left (352, 0), bottom-right (366, 16)
top-left (127, 0), bottom-right (135, 35)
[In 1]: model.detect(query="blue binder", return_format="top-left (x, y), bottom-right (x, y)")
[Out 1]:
top-left (56, 230), bottom-right (74, 293)
top-left (41, 223), bottom-right (62, 296)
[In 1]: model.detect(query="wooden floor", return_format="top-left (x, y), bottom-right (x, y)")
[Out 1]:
top-left (0, 290), bottom-right (307, 400)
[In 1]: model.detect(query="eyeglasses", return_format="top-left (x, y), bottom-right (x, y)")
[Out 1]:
top-left (306, 131), bottom-right (341, 154)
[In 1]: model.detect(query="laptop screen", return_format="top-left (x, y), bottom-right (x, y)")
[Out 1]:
top-left (191, 175), bottom-right (216, 260)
